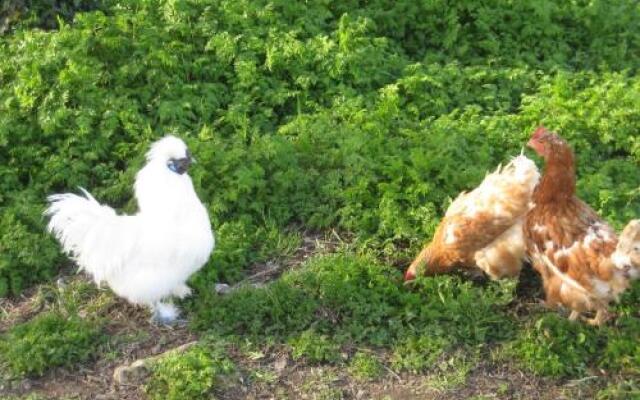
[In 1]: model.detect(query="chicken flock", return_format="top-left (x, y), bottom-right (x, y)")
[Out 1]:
top-left (405, 126), bottom-right (640, 325)
top-left (45, 128), bottom-right (638, 326)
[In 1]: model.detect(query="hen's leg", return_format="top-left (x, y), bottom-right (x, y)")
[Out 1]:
top-left (172, 284), bottom-right (192, 299)
top-left (585, 308), bottom-right (610, 326)
top-left (150, 302), bottom-right (181, 325)
top-left (568, 310), bottom-right (580, 321)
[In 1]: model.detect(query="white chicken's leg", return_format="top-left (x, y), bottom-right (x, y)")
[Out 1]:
top-left (150, 301), bottom-right (180, 325)
top-left (172, 284), bottom-right (192, 299)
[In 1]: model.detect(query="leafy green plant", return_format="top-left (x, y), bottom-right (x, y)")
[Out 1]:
top-left (596, 380), bottom-right (640, 400)
top-left (288, 329), bottom-right (341, 364)
top-left (391, 335), bottom-right (449, 373)
top-left (504, 314), bottom-right (602, 378)
top-left (145, 344), bottom-right (235, 400)
top-left (0, 311), bottom-right (103, 377)
top-left (348, 351), bottom-right (384, 381)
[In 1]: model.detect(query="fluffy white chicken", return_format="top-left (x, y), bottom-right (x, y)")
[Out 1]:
top-left (45, 136), bottom-right (214, 323)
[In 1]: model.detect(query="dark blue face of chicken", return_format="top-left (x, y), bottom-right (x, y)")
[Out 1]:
top-left (167, 150), bottom-right (192, 175)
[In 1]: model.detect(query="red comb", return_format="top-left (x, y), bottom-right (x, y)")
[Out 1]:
top-left (531, 126), bottom-right (549, 139)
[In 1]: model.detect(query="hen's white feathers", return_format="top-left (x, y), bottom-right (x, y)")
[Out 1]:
top-left (446, 155), bottom-right (540, 220)
top-left (45, 136), bottom-right (214, 320)
top-left (469, 155), bottom-right (540, 278)
top-left (405, 154), bottom-right (540, 280)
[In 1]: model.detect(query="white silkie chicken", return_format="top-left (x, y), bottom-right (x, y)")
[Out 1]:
top-left (45, 136), bottom-right (214, 323)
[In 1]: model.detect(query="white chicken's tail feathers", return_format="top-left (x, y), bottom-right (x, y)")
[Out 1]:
top-left (45, 189), bottom-right (118, 281)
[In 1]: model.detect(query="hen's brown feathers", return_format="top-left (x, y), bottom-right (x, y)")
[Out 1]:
top-left (406, 155), bottom-right (540, 280)
top-left (524, 127), bottom-right (636, 325)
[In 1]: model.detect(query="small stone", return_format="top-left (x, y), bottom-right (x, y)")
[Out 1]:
top-left (113, 359), bottom-right (151, 386)
top-left (214, 283), bottom-right (232, 294)
top-left (274, 355), bottom-right (288, 372)
top-left (56, 277), bottom-right (67, 290)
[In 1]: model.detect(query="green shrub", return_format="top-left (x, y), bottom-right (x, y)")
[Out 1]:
top-left (505, 314), bottom-right (602, 378)
top-left (391, 335), bottom-right (450, 373)
top-left (192, 252), bottom-right (516, 358)
top-left (190, 278), bottom-right (319, 338)
top-left (348, 352), bottom-right (384, 381)
top-left (600, 316), bottom-right (640, 374)
top-left (145, 344), bottom-right (234, 400)
top-left (0, 0), bottom-right (105, 33)
top-left (288, 329), bottom-right (341, 364)
top-left (1, 0), bottom-right (640, 298)
top-left (597, 380), bottom-right (640, 400)
top-left (404, 276), bottom-right (517, 345)
top-left (0, 311), bottom-right (103, 376)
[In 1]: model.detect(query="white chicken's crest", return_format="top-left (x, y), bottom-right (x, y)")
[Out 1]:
top-left (45, 136), bottom-right (214, 323)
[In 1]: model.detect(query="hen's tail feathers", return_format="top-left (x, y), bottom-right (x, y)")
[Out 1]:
top-left (45, 188), bottom-right (117, 281)
top-left (503, 154), bottom-right (540, 186)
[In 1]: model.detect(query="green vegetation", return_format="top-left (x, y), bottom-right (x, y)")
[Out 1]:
top-left (2, 0), bottom-right (640, 296)
top-left (0, 311), bottom-right (103, 377)
top-left (289, 329), bottom-right (341, 364)
top-left (348, 352), bottom-right (384, 381)
top-left (504, 314), bottom-right (601, 377)
top-left (192, 254), bottom-right (515, 347)
top-left (145, 343), bottom-right (235, 400)
top-left (0, 0), bottom-right (639, 394)
top-left (502, 283), bottom-right (640, 378)
top-left (391, 334), bottom-right (450, 374)
top-left (0, 0), bottom-right (104, 33)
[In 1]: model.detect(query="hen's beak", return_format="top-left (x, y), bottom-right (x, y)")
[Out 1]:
top-left (526, 138), bottom-right (544, 156)
top-left (404, 268), bottom-right (416, 282)
top-left (169, 157), bottom-right (192, 174)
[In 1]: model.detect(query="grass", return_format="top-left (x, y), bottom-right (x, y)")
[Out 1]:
top-left (391, 334), bottom-right (450, 374)
top-left (288, 329), bottom-right (341, 364)
top-left (348, 352), bottom-right (384, 381)
top-left (144, 343), bottom-right (235, 400)
top-left (0, 311), bottom-right (103, 377)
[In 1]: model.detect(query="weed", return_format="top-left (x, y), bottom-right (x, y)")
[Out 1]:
top-left (504, 314), bottom-right (601, 377)
top-left (596, 380), bottom-right (640, 400)
top-left (145, 343), bottom-right (235, 400)
top-left (424, 350), bottom-right (477, 391)
top-left (2, 0), bottom-right (640, 298)
top-left (0, 311), bottom-right (103, 377)
top-left (348, 351), bottom-right (384, 381)
top-left (288, 329), bottom-right (341, 364)
top-left (391, 335), bottom-right (449, 373)
top-left (300, 368), bottom-right (344, 400)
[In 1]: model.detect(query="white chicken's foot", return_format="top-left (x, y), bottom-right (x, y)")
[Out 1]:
top-left (172, 284), bottom-right (192, 299)
top-left (150, 302), bottom-right (182, 325)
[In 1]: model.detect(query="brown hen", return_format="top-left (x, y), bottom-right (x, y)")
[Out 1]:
top-left (524, 127), bottom-right (640, 325)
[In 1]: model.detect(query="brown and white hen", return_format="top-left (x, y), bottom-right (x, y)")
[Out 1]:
top-left (405, 154), bottom-right (540, 281)
top-left (524, 127), bottom-right (640, 325)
